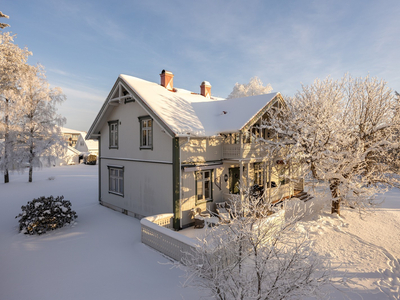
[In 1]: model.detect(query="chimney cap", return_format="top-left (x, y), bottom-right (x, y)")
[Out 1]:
top-left (161, 69), bottom-right (173, 75)
top-left (201, 81), bottom-right (211, 87)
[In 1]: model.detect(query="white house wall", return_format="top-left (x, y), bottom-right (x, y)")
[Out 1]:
top-left (100, 159), bottom-right (172, 218)
top-left (99, 99), bottom-right (174, 218)
top-left (179, 137), bottom-right (224, 226)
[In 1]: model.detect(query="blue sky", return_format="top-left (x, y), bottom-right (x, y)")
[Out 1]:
top-left (2, 0), bottom-right (400, 132)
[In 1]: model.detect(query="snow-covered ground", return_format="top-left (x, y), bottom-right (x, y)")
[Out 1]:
top-left (0, 165), bottom-right (399, 299)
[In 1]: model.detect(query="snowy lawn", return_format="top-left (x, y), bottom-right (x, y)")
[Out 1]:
top-left (0, 165), bottom-right (399, 299)
top-left (0, 165), bottom-right (206, 300)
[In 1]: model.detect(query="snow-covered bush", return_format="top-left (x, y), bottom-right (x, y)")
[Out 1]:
top-left (15, 195), bottom-right (77, 235)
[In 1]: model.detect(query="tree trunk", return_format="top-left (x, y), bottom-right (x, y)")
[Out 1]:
top-left (330, 179), bottom-right (341, 215)
top-left (28, 165), bottom-right (33, 183)
top-left (3, 100), bottom-right (10, 183)
top-left (4, 169), bottom-right (9, 183)
top-left (28, 146), bottom-right (34, 183)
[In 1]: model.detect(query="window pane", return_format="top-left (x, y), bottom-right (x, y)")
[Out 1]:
top-left (142, 130), bottom-right (147, 146)
top-left (148, 129), bottom-right (152, 146)
top-left (205, 181), bottom-right (210, 199)
top-left (197, 180), bottom-right (203, 199)
top-left (196, 172), bottom-right (203, 181)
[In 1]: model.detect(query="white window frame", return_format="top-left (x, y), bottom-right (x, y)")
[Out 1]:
top-left (195, 170), bottom-right (213, 204)
top-left (108, 120), bottom-right (118, 149)
top-left (108, 166), bottom-right (124, 196)
top-left (138, 116), bottom-right (153, 150)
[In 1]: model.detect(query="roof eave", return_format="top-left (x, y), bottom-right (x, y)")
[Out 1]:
top-left (240, 93), bottom-right (283, 133)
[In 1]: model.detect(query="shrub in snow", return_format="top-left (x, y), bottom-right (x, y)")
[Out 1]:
top-left (15, 195), bottom-right (77, 235)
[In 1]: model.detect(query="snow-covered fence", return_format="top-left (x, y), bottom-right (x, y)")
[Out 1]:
top-left (141, 213), bottom-right (197, 262)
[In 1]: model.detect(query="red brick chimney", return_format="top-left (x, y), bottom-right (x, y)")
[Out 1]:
top-left (160, 70), bottom-right (174, 91)
top-left (200, 81), bottom-right (211, 98)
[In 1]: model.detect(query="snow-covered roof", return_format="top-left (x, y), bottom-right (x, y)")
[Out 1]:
top-left (87, 74), bottom-right (281, 139)
top-left (60, 127), bottom-right (86, 135)
top-left (85, 139), bottom-right (98, 150)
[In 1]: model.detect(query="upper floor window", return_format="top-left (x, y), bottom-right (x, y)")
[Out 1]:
top-left (138, 116), bottom-right (153, 150)
top-left (108, 120), bottom-right (118, 149)
top-left (196, 170), bottom-right (213, 204)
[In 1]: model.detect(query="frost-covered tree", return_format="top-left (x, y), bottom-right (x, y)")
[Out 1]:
top-left (0, 11), bottom-right (9, 29)
top-left (227, 76), bottom-right (273, 99)
top-left (263, 74), bottom-right (400, 215)
top-left (19, 64), bottom-right (66, 182)
top-left (0, 32), bottom-right (31, 183)
top-left (181, 194), bottom-right (331, 299)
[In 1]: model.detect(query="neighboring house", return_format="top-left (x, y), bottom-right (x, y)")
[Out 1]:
top-left (60, 127), bottom-right (82, 147)
top-left (57, 127), bottom-right (86, 165)
top-left (75, 134), bottom-right (98, 155)
top-left (86, 70), bottom-right (304, 230)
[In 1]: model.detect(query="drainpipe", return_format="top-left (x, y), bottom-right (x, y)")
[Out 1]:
top-left (179, 136), bottom-right (190, 229)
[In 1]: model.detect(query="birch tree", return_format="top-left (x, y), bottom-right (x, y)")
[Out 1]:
top-left (19, 65), bottom-right (66, 182)
top-left (0, 32), bottom-right (31, 183)
top-left (228, 76), bottom-right (273, 99)
top-left (263, 74), bottom-right (400, 215)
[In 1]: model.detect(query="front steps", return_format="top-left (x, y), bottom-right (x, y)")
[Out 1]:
top-left (292, 191), bottom-right (314, 202)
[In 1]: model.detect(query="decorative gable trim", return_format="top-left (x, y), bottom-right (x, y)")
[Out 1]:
top-left (86, 77), bottom-right (175, 140)
top-left (240, 93), bottom-right (284, 133)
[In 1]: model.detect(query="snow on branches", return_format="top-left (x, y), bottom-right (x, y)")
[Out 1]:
top-left (15, 195), bottom-right (77, 235)
top-left (262, 74), bottom-right (400, 214)
top-left (227, 76), bottom-right (273, 99)
top-left (0, 32), bottom-right (66, 183)
top-left (181, 194), bottom-right (331, 300)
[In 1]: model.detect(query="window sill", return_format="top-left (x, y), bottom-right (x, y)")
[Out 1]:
top-left (140, 146), bottom-right (153, 150)
top-left (196, 199), bottom-right (213, 205)
top-left (109, 191), bottom-right (124, 197)
top-left (109, 146), bottom-right (118, 149)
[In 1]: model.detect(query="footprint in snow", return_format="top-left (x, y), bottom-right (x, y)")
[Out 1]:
top-left (377, 258), bottom-right (400, 299)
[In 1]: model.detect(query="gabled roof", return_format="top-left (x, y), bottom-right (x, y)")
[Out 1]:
top-left (87, 74), bottom-right (282, 139)
top-left (60, 127), bottom-right (86, 135)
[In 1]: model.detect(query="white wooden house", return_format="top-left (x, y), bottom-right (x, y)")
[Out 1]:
top-left (86, 70), bottom-right (303, 230)
top-left (75, 134), bottom-right (98, 155)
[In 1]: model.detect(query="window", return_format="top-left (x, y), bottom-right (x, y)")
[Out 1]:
top-left (108, 166), bottom-right (124, 196)
top-left (254, 163), bottom-right (264, 186)
top-left (196, 170), bottom-right (213, 203)
top-left (139, 116), bottom-right (153, 149)
top-left (108, 120), bottom-right (118, 148)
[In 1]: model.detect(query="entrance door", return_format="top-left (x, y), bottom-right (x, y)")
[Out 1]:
top-left (229, 167), bottom-right (240, 194)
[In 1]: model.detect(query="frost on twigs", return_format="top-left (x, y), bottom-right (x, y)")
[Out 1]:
top-left (180, 193), bottom-right (332, 300)
top-left (15, 196), bottom-right (77, 235)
